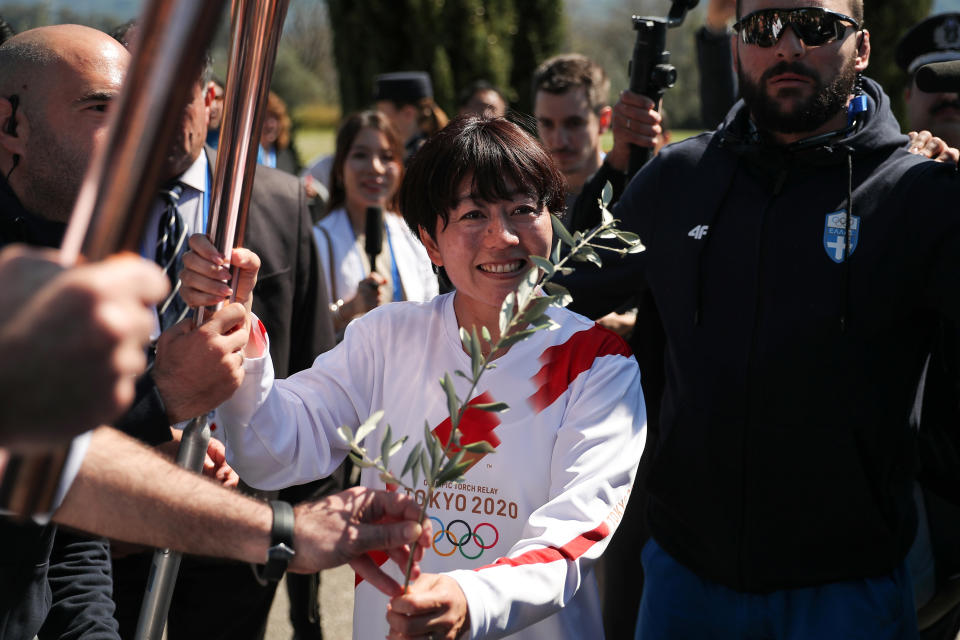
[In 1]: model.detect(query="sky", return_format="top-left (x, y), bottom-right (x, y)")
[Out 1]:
top-left (933, 0), bottom-right (960, 12)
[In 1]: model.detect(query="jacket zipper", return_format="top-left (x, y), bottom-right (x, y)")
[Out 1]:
top-left (737, 167), bottom-right (787, 589)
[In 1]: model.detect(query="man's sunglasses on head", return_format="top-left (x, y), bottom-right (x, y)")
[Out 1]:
top-left (734, 7), bottom-right (860, 48)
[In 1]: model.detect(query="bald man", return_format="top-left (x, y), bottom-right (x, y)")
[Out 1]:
top-left (0, 30), bottom-right (165, 447)
top-left (0, 26), bottom-right (428, 640)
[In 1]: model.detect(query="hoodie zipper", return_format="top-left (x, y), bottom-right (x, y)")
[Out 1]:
top-left (737, 165), bottom-right (788, 589)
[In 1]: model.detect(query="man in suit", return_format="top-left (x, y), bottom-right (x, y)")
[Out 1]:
top-left (107, 24), bottom-right (337, 639)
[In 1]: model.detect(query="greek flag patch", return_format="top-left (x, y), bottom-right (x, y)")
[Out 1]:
top-left (823, 210), bottom-right (860, 264)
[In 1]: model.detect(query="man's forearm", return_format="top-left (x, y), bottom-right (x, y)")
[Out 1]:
top-left (53, 426), bottom-right (270, 564)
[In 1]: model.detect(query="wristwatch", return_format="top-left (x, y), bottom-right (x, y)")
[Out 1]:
top-left (253, 500), bottom-right (296, 585)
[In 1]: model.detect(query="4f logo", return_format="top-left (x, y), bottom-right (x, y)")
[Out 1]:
top-left (688, 225), bottom-right (709, 240)
top-left (823, 211), bottom-right (860, 263)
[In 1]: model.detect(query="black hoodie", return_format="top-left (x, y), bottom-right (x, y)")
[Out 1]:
top-left (566, 79), bottom-right (960, 591)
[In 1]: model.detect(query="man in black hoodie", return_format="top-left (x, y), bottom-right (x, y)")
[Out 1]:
top-left (565, 0), bottom-right (960, 637)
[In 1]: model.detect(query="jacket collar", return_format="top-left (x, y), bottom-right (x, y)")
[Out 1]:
top-left (0, 176), bottom-right (66, 249)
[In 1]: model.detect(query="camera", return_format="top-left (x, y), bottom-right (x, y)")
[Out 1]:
top-left (627, 0), bottom-right (699, 176)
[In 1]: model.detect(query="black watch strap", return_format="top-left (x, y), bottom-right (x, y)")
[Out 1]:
top-left (252, 500), bottom-right (296, 585)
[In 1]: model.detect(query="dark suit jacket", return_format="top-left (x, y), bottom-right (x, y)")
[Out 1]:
top-left (235, 150), bottom-right (336, 376)
top-left (115, 149), bottom-right (335, 433)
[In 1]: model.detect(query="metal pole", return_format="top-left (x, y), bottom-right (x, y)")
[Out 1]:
top-left (133, 415), bottom-right (211, 640)
top-left (133, 0), bottom-right (290, 636)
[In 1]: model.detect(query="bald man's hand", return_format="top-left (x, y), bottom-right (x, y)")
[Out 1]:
top-left (290, 487), bottom-right (432, 597)
top-left (0, 246), bottom-right (168, 450)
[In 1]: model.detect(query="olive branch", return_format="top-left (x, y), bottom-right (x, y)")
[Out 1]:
top-left (336, 183), bottom-right (643, 589)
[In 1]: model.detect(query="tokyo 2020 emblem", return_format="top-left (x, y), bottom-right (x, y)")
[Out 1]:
top-left (428, 517), bottom-right (499, 560)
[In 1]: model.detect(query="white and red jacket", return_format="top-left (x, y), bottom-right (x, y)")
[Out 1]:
top-left (217, 293), bottom-right (646, 639)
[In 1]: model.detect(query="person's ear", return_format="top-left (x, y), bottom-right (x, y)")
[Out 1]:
top-left (597, 105), bottom-right (612, 134)
top-left (418, 225), bottom-right (443, 267)
top-left (203, 82), bottom-right (215, 128)
top-left (204, 82), bottom-right (215, 108)
top-left (854, 29), bottom-right (870, 73)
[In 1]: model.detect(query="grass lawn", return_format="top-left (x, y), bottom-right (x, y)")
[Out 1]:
top-left (294, 127), bottom-right (706, 169)
top-left (295, 127), bottom-right (337, 167)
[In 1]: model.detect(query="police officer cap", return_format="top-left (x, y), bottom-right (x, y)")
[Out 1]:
top-left (373, 72), bottom-right (433, 103)
top-left (896, 13), bottom-right (960, 76)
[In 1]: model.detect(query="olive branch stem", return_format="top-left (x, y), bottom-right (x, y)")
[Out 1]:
top-left (336, 183), bottom-right (643, 591)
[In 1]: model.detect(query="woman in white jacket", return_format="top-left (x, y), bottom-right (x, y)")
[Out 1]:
top-left (314, 110), bottom-right (438, 335)
top-left (182, 116), bottom-right (645, 640)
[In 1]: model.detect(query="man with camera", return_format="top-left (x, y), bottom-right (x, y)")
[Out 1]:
top-left (565, 0), bottom-right (960, 636)
top-left (531, 53), bottom-right (662, 233)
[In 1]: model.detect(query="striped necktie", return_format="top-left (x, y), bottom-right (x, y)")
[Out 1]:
top-left (155, 183), bottom-right (190, 331)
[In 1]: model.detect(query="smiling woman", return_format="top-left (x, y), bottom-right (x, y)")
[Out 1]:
top-left (183, 115), bottom-right (646, 640)
top-left (314, 110), bottom-right (438, 335)
top-left (398, 116), bottom-right (565, 344)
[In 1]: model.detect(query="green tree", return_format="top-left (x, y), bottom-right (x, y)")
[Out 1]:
top-left (863, 0), bottom-right (934, 127)
top-left (510, 0), bottom-right (565, 114)
top-left (270, 45), bottom-right (326, 110)
top-left (326, 0), bottom-right (564, 117)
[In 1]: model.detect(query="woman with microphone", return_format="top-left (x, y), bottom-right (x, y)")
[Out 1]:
top-left (314, 110), bottom-right (438, 335)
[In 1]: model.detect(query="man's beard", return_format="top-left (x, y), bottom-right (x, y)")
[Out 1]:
top-left (738, 58), bottom-right (857, 135)
top-left (20, 122), bottom-right (87, 223)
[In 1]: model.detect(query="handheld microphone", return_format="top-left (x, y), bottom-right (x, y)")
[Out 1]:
top-left (915, 60), bottom-right (960, 93)
top-left (364, 206), bottom-right (384, 273)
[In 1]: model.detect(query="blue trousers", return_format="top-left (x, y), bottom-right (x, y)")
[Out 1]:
top-left (635, 538), bottom-right (918, 640)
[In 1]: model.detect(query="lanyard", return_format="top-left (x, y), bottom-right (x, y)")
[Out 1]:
top-left (201, 161), bottom-right (211, 233)
top-left (384, 224), bottom-right (403, 302)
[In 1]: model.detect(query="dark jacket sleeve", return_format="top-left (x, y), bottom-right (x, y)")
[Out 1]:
top-left (559, 156), bottom-right (657, 320)
top-left (288, 176), bottom-right (336, 374)
top-left (38, 530), bottom-right (120, 640)
top-left (111, 374), bottom-right (173, 446)
top-left (567, 161), bottom-right (629, 233)
top-left (696, 26), bottom-right (738, 129)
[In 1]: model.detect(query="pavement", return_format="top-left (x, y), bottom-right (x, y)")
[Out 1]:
top-left (264, 565), bottom-right (355, 639)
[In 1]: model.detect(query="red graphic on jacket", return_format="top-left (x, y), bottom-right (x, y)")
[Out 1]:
top-left (431, 392), bottom-right (503, 473)
top-left (528, 325), bottom-right (632, 412)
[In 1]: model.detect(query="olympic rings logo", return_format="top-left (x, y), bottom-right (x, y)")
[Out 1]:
top-left (428, 517), bottom-right (499, 560)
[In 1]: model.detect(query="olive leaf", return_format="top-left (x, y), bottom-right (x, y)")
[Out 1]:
top-left (402, 442), bottom-right (423, 478)
top-left (601, 181), bottom-right (614, 207)
top-left (441, 373), bottom-right (460, 428)
top-left (552, 214), bottom-right (576, 247)
top-left (355, 410), bottom-right (384, 444)
top-left (529, 255), bottom-right (555, 277)
top-left (471, 401), bottom-right (509, 413)
top-left (462, 440), bottom-right (497, 454)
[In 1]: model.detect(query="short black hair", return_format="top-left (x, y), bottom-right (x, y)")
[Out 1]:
top-left (398, 115), bottom-right (565, 241)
